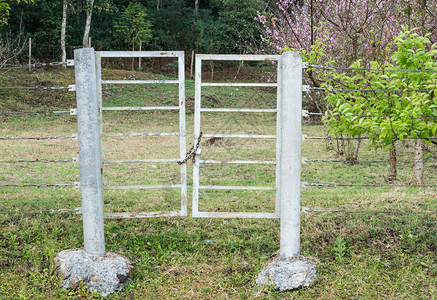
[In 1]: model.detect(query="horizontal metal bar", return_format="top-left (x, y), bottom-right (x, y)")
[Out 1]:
top-left (202, 133), bottom-right (276, 139)
top-left (199, 185), bottom-right (276, 190)
top-left (102, 106), bottom-right (180, 111)
top-left (199, 160), bottom-right (276, 165)
top-left (104, 185), bottom-right (182, 190)
top-left (101, 80), bottom-right (179, 85)
top-left (97, 51), bottom-right (182, 58)
top-left (104, 211), bottom-right (182, 219)
top-left (102, 132), bottom-right (180, 137)
top-left (193, 211), bottom-right (279, 219)
top-left (196, 54), bottom-right (281, 61)
top-left (201, 82), bottom-right (277, 87)
top-left (104, 159), bottom-right (179, 164)
top-left (200, 108), bottom-right (277, 113)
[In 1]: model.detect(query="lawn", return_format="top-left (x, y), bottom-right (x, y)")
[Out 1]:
top-left (0, 67), bottom-right (436, 299)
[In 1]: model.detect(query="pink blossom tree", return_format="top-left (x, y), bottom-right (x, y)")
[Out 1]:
top-left (257, 0), bottom-right (437, 69)
top-left (257, 0), bottom-right (437, 164)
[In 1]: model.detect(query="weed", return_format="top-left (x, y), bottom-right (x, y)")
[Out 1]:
top-left (333, 237), bottom-right (347, 263)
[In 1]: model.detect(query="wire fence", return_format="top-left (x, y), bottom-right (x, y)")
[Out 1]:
top-left (0, 86), bottom-right (71, 90)
top-left (307, 64), bottom-right (437, 73)
top-left (1, 61), bottom-right (436, 219)
top-left (0, 61), bottom-right (70, 68)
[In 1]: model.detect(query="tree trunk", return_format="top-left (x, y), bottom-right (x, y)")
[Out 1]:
top-left (132, 43), bottom-right (135, 70)
top-left (82, 0), bottom-right (95, 48)
top-left (351, 137), bottom-right (361, 162)
top-left (195, 0), bottom-right (199, 12)
top-left (388, 143), bottom-right (397, 181)
top-left (61, 0), bottom-right (68, 69)
top-left (412, 139), bottom-right (424, 185)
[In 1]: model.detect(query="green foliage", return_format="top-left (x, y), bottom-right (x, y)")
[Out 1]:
top-left (0, 0), bottom-right (31, 25)
top-left (114, 2), bottom-right (152, 48)
top-left (323, 26), bottom-right (437, 151)
top-left (216, 0), bottom-right (265, 53)
top-left (333, 237), bottom-right (347, 263)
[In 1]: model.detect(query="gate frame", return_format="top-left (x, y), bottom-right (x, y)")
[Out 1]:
top-left (192, 54), bottom-right (282, 219)
top-left (94, 51), bottom-right (187, 219)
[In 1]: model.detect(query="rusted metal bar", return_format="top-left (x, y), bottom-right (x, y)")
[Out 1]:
top-left (199, 160), bottom-right (276, 165)
top-left (196, 54), bottom-right (281, 61)
top-left (193, 211), bottom-right (279, 218)
top-left (102, 132), bottom-right (180, 137)
top-left (104, 211), bottom-right (181, 219)
top-left (200, 108), bottom-right (277, 113)
top-left (103, 158), bottom-right (179, 164)
top-left (199, 185), bottom-right (275, 190)
top-left (102, 106), bottom-right (179, 111)
top-left (101, 80), bottom-right (179, 85)
top-left (201, 82), bottom-right (277, 87)
top-left (98, 51), bottom-right (181, 58)
top-left (202, 133), bottom-right (276, 139)
top-left (104, 185), bottom-right (182, 190)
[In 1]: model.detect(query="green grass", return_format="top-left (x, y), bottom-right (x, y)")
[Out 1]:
top-left (0, 68), bottom-right (436, 299)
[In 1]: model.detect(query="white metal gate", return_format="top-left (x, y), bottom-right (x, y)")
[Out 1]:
top-left (192, 54), bottom-right (282, 218)
top-left (95, 51), bottom-right (187, 218)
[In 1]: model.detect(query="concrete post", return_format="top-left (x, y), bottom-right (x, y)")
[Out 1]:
top-left (74, 48), bottom-right (106, 256)
top-left (279, 51), bottom-right (302, 260)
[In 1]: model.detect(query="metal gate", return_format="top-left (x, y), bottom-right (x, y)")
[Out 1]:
top-left (192, 54), bottom-right (282, 218)
top-left (94, 51), bottom-right (187, 218)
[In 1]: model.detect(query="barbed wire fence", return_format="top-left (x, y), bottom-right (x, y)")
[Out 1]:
top-left (0, 56), bottom-right (80, 216)
top-left (1, 61), bottom-right (436, 218)
top-left (300, 63), bottom-right (437, 215)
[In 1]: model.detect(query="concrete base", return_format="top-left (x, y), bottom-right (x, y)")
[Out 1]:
top-left (54, 249), bottom-right (134, 297)
top-left (256, 256), bottom-right (317, 291)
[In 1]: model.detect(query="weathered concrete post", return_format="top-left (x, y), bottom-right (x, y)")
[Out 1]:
top-left (54, 48), bottom-right (133, 297)
top-left (75, 47), bottom-right (106, 256)
top-left (279, 51), bottom-right (302, 260)
top-left (256, 51), bottom-right (316, 291)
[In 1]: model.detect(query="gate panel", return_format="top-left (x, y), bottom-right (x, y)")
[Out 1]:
top-left (192, 54), bottom-right (282, 218)
top-left (95, 51), bottom-right (187, 218)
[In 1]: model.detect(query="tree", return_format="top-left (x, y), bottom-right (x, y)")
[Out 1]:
top-left (0, 0), bottom-right (31, 25)
top-left (323, 27), bottom-right (437, 183)
top-left (257, 0), bottom-right (437, 162)
top-left (82, 0), bottom-right (94, 47)
top-left (60, 0), bottom-right (69, 66)
top-left (115, 2), bottom-right (152, 50)
top-left (217, 0), bottom-right (265, 54)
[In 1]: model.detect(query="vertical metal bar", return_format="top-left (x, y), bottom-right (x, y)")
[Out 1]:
top-left (178, 53), bottom-right (187, 216)
top-left (275, 58), bottom-right (282, 217)
top-left (74, 48), bottom-right (106, 256)
top-left (192, 55), bottom-right (202, 216)
top-left (279, 51), bottom-right (302, 260)
top-left (95, 52), bottom-right (103, 161)
top-left (139, 41), bottom-right (142, 71)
